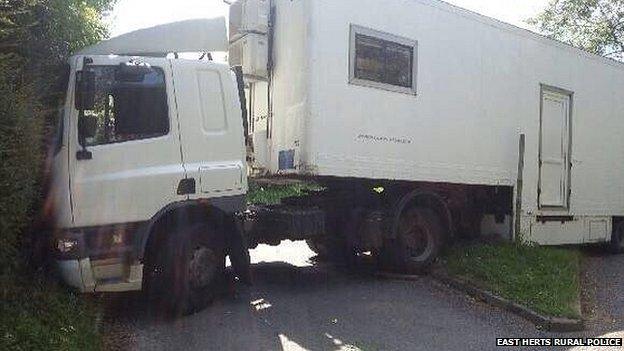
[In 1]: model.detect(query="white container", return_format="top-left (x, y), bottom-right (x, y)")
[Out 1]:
top-left (229, 0), bottom-right (270, 43)
top-left (247, 0), bottom-right (624, 245)
top-left (229, 32), bottom-right (269, 79)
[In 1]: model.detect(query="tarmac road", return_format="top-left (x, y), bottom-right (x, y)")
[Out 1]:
top-left (99, 241), bottom-right (624, 351)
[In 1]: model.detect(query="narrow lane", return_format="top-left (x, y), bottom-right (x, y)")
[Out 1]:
top-left (100, 242), bottom-right (624, 351)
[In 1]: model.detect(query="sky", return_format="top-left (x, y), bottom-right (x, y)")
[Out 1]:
top-left (108, 0), bottom-right (549, 38)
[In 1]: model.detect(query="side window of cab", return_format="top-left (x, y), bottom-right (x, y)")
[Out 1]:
top-left (82, 65), bottom-right (170, 146)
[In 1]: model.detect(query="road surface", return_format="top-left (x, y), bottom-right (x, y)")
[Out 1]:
top-left (99, 241), bottom-right (624, 351)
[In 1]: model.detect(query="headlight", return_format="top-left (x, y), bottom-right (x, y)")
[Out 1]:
top-left (56, 238), bottom-right (79, 253)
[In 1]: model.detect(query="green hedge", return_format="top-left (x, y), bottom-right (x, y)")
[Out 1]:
top-left (0, 61), bottom-right (44, 273)
top-left (0, 59), bottom-right (105, 351)
top-left (1, 1), bottom-right (116, 350)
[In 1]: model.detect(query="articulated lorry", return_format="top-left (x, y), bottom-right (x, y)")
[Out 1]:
top-left (49, 0), bottom-right (624, 315)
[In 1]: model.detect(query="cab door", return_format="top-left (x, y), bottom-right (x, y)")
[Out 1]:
top-left (69, 55), bottom-right (185, 227)
top-left (170, 60), bottom-right (247, 201)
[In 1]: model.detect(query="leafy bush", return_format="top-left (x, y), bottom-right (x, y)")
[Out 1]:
top-left (0, 62), bottom-right (44, 274)
top-left (1, 1), bottom-right (116, 350)
top-left (0, 0), bottom-right (117, 270)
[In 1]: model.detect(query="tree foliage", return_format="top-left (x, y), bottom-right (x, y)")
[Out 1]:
top-left (1, 2), bottom-right (115, 350)
top-left (1, 2), bottom-right (114, 350)
top-left (529, 0), bottom-right (624, 61)
top-left (1, 0), bottom-right (115, 95)
top-left (0, 0), bottom-right (115, 271)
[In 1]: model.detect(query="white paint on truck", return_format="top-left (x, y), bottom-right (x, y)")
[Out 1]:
top-left (245, 0), bottom-right (624, 245)
top-left (50, 19), bottom-right (246, 293)
top-left (50, 0), bottom-right (624, 295)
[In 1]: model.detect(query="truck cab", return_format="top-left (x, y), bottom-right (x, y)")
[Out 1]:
top-left (49, 19), bottom-right (249, 312)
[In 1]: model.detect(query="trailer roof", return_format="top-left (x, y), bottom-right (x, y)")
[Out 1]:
top-left (425, 0), bottom-right (624, 70)
top-left (76, 18), bottom-right (228, 56)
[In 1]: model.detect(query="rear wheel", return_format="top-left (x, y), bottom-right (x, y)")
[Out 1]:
top-left (610, 222), bottom-right (624, 254)
top-left (381, 208), bottom-right (443, 274)
top-left (145, 224), bottom-right (225, 317)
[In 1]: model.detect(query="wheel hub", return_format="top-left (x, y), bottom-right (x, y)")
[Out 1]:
top-left (400, 210), bottom-right (434, 262)
top-left (188, 246), bottom-right (219, 288)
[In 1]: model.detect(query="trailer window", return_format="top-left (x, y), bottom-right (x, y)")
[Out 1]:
top-left (350, 25), bottom-right (417, 94)
top-left (83, 66), bottom-right (169, 146)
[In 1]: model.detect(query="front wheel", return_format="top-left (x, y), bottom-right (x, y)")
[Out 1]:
top-left (146, 224), bottom-right (226, 317)
top-left (380, 208), bottom-right (443, 274)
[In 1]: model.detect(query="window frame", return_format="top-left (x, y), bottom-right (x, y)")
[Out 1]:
top-left (82, 65), bottom-right (171, 147)
top-left (349, 24), bottom-right (418, 95)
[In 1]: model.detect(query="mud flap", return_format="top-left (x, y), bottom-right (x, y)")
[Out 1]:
top-left (228, 216), bottom-right (252, 285)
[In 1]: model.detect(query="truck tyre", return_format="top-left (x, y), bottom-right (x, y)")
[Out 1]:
top-left (381, 207), bottom-right (443, 274)
top-left (147, 224), bottom-right (226, 317)
top-left (610, 222), bottom-right (624, 254)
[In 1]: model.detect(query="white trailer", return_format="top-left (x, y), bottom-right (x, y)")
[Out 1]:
top-left (234, 0), bottom-right (624, 246)
top-left (48, 0), bottom-right (624, 316)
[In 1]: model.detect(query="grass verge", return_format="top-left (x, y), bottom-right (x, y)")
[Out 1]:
top-left (247, 181), bottom-right (322, 205)
top-left (443, 243), bottom-right (581, 319)
top-left (1, 273), bottom-right (102, 351)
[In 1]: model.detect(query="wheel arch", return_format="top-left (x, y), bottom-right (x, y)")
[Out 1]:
top-left (140, 196), bottom-right (245, 261)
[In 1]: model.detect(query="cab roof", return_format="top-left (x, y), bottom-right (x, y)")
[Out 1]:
top-left (76, 17), bottom-right (228, 57)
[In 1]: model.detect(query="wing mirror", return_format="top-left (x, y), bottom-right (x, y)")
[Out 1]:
top-left (76, 115), bottom-right (97, 160)
top-left (78, 115), bottom-right (97, 140)
top-left (74, 70), bottom-right (96, 111)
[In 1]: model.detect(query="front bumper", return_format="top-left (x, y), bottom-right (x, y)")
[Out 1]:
top-left (53, 223), bottom-right (146, 293)
top-left (56, 257), bottom-right (143, 293)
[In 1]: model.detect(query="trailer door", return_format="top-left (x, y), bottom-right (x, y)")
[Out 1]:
top-left (538, 87), bottom-right (572, 209)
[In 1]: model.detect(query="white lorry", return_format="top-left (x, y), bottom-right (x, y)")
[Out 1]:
top-left (50, 0), bottom-right (624, 315)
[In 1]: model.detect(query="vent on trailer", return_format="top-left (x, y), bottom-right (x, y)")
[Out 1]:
top-left (228, 0), bottom-right (270, 81)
